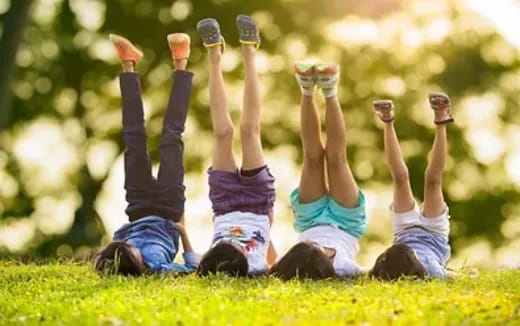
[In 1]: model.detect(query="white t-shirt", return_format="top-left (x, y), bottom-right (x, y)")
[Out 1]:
top-left (212, 211), bottom-right (270, 274)
top-left (298, 224), bottom-right (361, 277)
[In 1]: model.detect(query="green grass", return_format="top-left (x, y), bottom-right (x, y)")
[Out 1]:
top-left (1, 261), bottom-right (519, 325)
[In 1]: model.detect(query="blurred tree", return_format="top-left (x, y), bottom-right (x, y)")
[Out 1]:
top-left (0, 0), bottom-right (33, 129)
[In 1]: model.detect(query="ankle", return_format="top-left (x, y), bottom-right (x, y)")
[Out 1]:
top-left (301, 93), bottom-right (315, 102)
top-left (241, 44), bottom-right (256, 54)
top-left (122, 61), bottom-right (134, 72)
top-left (174, 59), bottom-right (188, 71)
top-left (325, 95), bottom-right (338, 102)
top-left (301, 87), bottom-right (315, 97)
top-left (434, 110), bottom-right (447, 121)
top-left (208, 48), bottom-right (222, 62)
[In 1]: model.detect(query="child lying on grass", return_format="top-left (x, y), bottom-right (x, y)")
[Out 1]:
top-left (93, 33), bottom-right (198, 275)
top-left (369, 94), bottom-right (455, 280)
top-left (270, 62), bottom-right (368, 280)
top-left (195, 15), bottom-right (277, 277)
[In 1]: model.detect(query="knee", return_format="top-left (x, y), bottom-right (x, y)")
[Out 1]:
top-left (425, 169), bottom-right (442, 187)
top-left (160, 127), bottom-right (182, 141)
top-left (325, 149), bottom-right (347, 168)
top-left (214, 125), bottom-right (234, 140)
top-left (393, 167), bottom-right (410, 185)
top-left (304, 150), bottom-right (325, 168)
top-left (239, 122), bottom-right (261, 138)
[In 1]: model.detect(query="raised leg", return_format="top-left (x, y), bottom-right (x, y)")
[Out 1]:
top-left (240, 45), bottom-right (265, 170)
top-left (422, 125), bottom-right (447, 218)
top-left (110, 35), bottom-right (152, 221)
top-left (298, 94), bottom-right (327, 203)
top-left (324, 96), bottom-right (359, 208)
top-left (208, 46), bottom-right (237, 172)
top-left (120, 71), bottom-right (154, 221)
top-left (382, 122), bottom-right (415, 213)
top-left (155, 57), bottom-right (193, 220)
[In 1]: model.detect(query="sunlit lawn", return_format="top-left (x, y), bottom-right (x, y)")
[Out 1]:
top-left (0, 260), bottom-right (519, 325)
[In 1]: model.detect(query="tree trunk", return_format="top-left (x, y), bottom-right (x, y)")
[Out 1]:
top-left (0, 0), bottom-right (33, 130)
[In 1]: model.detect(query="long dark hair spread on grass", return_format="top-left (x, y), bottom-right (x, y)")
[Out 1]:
top-left (270, 242), bottom-right (335, 280)
top-left (93, 240), bottom-right (146, 276)
top-left (197, 242), bottom-right (248, 277)
top-left (369, 243), bottom-right (427, 281)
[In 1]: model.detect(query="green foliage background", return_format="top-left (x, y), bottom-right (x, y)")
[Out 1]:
top-left (0, 0), bottom-right (519, 264)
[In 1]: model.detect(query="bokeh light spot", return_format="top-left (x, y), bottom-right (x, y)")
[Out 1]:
top-left (70, 0), bottom-right (106, 31)
top-left (170, 0), bottom-right (191, 21)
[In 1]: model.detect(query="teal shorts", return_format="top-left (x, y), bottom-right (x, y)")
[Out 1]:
top-left (291, 188), bottom-right (367, 238)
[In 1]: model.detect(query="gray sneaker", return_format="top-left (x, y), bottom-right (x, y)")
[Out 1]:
top-left (196, 18), bottom-right (225, 49)
top-left (236, 14), bottom-right (260, 47)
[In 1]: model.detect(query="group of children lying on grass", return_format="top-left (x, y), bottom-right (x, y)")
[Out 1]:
top-left (94, 15), bottom-right (456, 281)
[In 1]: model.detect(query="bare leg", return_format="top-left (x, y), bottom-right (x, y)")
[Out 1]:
top-left (122, 61), bottom-right (134, 73)
top-left (324, 96), bottom-right (359, 208)
top-left (422, 125), bottom-right (447, 217)
top-left (208, 47), bottom-right (237, 171)
top-left (174, 59), bottom-right (187, 71)
top-left (298, 95), bottom-right (327, 203)
top-left (240, 45), bottom-right (265, 170)
top-left (383, 122), bottom-right (415, 213)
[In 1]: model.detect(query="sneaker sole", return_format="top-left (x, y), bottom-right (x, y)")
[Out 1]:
top-left (315, 63), bottom-right (339, 75)
top-left (167, 33), bottom-right (191, 60)
top-left (294, 62), bottom-right (315, 76)
top-left (197, 18), bottom-right (223, 47)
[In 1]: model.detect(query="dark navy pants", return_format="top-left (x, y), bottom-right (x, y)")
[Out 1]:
top-left (120, 70), bottom-right (193, 222)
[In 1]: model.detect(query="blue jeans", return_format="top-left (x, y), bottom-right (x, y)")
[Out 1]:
top-left (120, 70), bottom-right (193, 222)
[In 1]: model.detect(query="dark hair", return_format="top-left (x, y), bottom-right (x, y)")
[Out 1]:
top-left (197, 242), bottom-right (248, 277)
top-left (93, 241), bottom-right (146, 276)
top-left (369, 243), bottom-right (427, 281)
top-left (270, 242), bottom-right (335, 280)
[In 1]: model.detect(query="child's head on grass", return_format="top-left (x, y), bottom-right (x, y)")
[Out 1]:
top-left (93, 241), bottom-right (146, 276)
top-left (270, 241), bottom-right (335, 280)
top-left (369, 243), bottom-right (426, 281)
top-left (197, 242), bottom-right (248, 277)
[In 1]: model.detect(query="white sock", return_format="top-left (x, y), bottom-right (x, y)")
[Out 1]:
top-left (316, 72), bottom-right (339, 98)
top-left (294, 73), bottom-right (316, 96)
top-left (301, 86), bottom-right (315, 96)
top-left (321, 87), bottom-right (337, 98)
